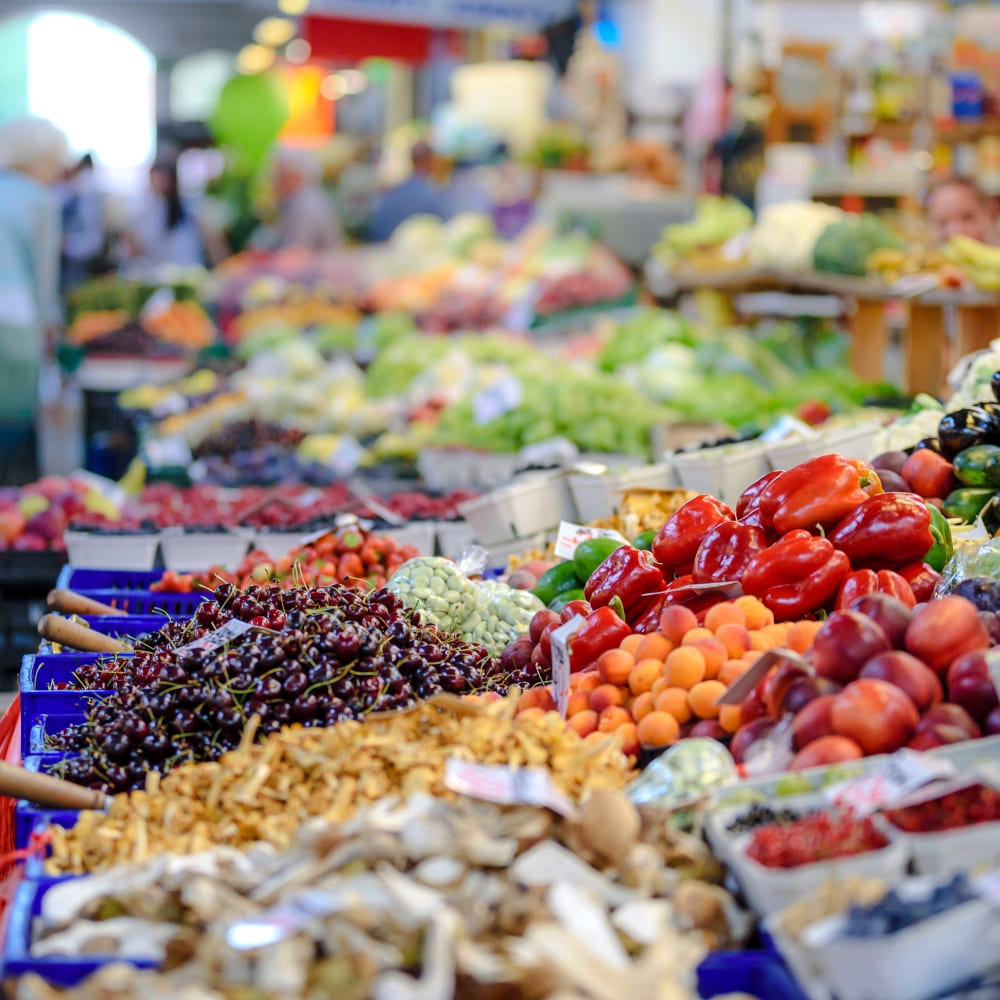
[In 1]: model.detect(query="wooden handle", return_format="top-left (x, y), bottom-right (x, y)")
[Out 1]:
top-left (37, 615), bottom-right (130, 654)
top-left (46, 589), bottom-right (121, 617)
top-left (0, 759), bottom-right (108, 811)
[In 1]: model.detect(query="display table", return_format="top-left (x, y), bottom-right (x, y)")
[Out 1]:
top-left (651, 264), bottom-right (1000, 395)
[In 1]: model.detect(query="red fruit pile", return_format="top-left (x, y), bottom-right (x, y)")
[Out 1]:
top-left (746, 812), bottom-right (888, 868)
top-left (734, 592), bottom-right (1000, 770)
top-left (884, 784), bottom-right (1000, 833)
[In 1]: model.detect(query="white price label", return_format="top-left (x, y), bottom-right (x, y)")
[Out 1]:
top-left (294, 489), bottom-right (323, 509)
top-left (326, 435), bottom-right (364, 478)
top-left (715, 647), bottom-right (811, 707)
top-left (140, 286), bottom-right (175, 321)
top-left (176, 618), bottom-right (253, 655)
top-left (825, 749), bottom-right (957, 817)
top-left (473, 375), bottom-right (523, 425)
top-left (443, 758), bottom-right (576, 817)
top-left (551, 614), bottom-right (586, 718)
top-left (553, 521), bottom-right (628, 561)
top-left (143, 436), bottom-right (192, 469)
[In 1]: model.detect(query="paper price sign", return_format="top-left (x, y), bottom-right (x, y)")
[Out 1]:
top-left (825, 749), bottom-right (956, 817)
top-left (473, 375), bottom-right (523, 425)
top-left (176, 618), bottom-right (253, 655)
top-left (553, 521), bottom-right (628, 560)
top-left (550, 614), bottom-right (586, 718)
top-left (444, 758), bottom-right (575, 817)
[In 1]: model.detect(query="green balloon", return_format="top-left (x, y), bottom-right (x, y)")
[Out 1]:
top-left (210, 72), bottom-right (290, 167)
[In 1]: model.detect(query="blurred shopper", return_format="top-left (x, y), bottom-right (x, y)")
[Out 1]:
top-left (272, 147), bottom-right (343, 252)
top-left (59, 153), bottom-right (105, 292)
top-left (927, 177), bottom-right (998, 246)
top-left (0, 117), bottom-right (69, 481)
top-left (368, 141), bottom-right (449, 242)
top-left (126, 157), bottom-right (204, 267)
top-left (446, 155), bottom-right (495, 218)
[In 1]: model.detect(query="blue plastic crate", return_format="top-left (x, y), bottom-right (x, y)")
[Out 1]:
top-left (24, 711), bottom-right (91, 758)
top-left (697, 950), bottom-right (808, 1000)
top-left (73, 588), bottom-right (207, 617)
top-left (2, 879), bottom-right (157, 986)
top-left (37, 616), bottom-right (172, 654)
top-left (25, 811), bottom-right (80, 882)
top-left (55, 567), bottom-right (162, 591)
top-left (14, 756), bottom-right (78, 851)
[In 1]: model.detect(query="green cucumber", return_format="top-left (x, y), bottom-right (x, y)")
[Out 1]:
top-left (954, 445), bottom-right (1000, 487)
top-left (942, 487), bottom-right (997, 524)
top-left (572, 537), bottom-right (626, 582)
top-left (532, 561), bottom-right (583, 605)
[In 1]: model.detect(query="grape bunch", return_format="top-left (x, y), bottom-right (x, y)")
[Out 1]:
top-left (51, 583), bottom-right (500, 794)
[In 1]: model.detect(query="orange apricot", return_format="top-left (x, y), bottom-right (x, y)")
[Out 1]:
top-left (628, 658), bottom-right (663, 695)
top-left (630, 691), bottom-right (654, 722)
top-left (617, 722), bottom-right (640, 758)
top-left (589, 683), bottom-right (626, 714)
top-left (636, 711), bottom-right (680, 748)
top-left (597, 648), bottom-right (635, 686)
top-left (704, 601), bottom-right (747, 631)
top-left (687, 679), bottom-right (728, 719)
top-left (735, 595), bottom-right (774, 629)
top-left (750, 630), bottom-right (776, 652)
top-left (663, 646), bottom-right (707, 689)
top-left (598, 705), bottom-right (633, 732)
top-left (574, 671), bottom-right (602, 693)
top-left (635, 633), bottom-right (673, 662)
top-left (681, 626), bottom-right (715, 646)
top-left (566, 690), bottom-right (591, 718)
top-left (619, 633), bottom-right (644, 656)
top-left (719, 703), bottom-right (743, 733)
top-left (569, 709), bottom-right (599, 737)
top-left (650, 676), bottom-right (669, 699)
top-left (718, 659), bottom-right (749, 687)
top-left (715, 622), bottom-right (752, 658)
top-left (786, 619), bottom-right (823, 654)
top-left (517, 707), bottom-right (548, 722)
top-left (655, 685), bottom-right (693, 723)
top-left (517, 686), bottom-right (555, 713)
top-left (659, 605), bottom-right (699, 643)
top-left (763, 623), bottom-right (791, 644)
top-left (695, 636), bottom-right (727, 679)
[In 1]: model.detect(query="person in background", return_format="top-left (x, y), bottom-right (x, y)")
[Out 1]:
top-left (0, 117), bottom-right (69, 483)
top-left (271, 147), bottom-right (343, 252)
top-left (59, 153), bottom-right (105, 292)
top-left (927, 177), bottom-right (998, 246)
top-left (125, 156), bottom-right (204, 267)
top-left (368, 141), bottom-right (449, 242)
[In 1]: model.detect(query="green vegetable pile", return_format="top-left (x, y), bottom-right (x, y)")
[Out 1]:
top-left (812, 214), bottom-right (902, 277)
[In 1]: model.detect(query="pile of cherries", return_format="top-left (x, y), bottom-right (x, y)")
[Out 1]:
top-left (52, 583), bottom-right (499, 793)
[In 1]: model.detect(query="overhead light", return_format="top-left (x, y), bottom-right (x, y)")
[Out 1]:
top-left (279, 0), bottom-right (310, 13)
top-left (253, 17), bottom-right (297, 47)
top-left (237, 44), bottom-right (275, 74)
top-left (285, 38), bottom-right (311, 64)
top-left (320, 73), bottom-right (348, 101)
top-left (339, 68), bottom-right (368, 94)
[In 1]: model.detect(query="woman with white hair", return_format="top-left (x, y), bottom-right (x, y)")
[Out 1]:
top-left (271, 146), bottom-right (343, 251)
top-left (0, 116), bottom-right (68, 481)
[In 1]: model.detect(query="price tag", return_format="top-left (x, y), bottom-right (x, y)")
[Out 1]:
top-left (176, 618), bottom-right (253, 655)
top-left (143, 436), bottom-right (192, 470)
top-left (70, 470), bottom-right (129, 511)
top-left (550, 614), bottom-right (586, 718)
top-left (140, 286), bottom-right (175, 321)
top-left (473, 375), bottom-right (523, 425)
top-left (294, 489), bottom-right (324, 509)
top-left (443, 758), bottom-right (576, 817)
top-left (715, 647), bottom-right (811, 707)
top-left (553, 521), bottom-right (628, 560)
top-left (825, 748), bottom-right (957, 817)
top-left (326, 435), bottom-right (364, 478)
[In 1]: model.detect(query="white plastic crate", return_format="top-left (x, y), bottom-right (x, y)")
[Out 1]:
top-left (160, 530), bottom-right (251, 572)
top-left (418, 448), bottom-right (519, 492)
top-left (458, 474), bottom-right (573, 546)
top-left (64, 531), bottom-right (160, 571)
top-left (435, 519), bottom-right (477, 560)
top-left (567, 463), bottom-right (678, 522)
top-left (672, 441), bottom-right (770, 508)
top-left (250, 530), bottom-right (313, 560)
top-left (881, 816), bottom-right (1000, 878)
top-left (483, 533), bottom-right (548, 573)
top-left (380, 521), bottom-right (436, 555)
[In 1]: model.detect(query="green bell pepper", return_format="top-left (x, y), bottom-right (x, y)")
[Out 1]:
top-left (925, 503), bottom-right (954, 572)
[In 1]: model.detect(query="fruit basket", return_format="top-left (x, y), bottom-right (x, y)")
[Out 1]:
top-left (417, 447), bottom-right (519, 492)
top-left (696, 949), bottom-right (809, 1000)
top-left (458, 473), bottom-right (575, 546)
top-left (567, 462), bottom-right (677, 522)
top-left (63, 530), bottom-right (161, 572)
top-left (159, 528), bottom-right (252, 573)
top-left (35, 616), bottom-right (167, 654)
top-left (672, 441), bottom-right (770, 508)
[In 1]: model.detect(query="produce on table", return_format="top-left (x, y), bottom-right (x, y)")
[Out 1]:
top-left (811, 213), bottom-right (902, 277)
top-left (152, 526), bottom-right (421, 593)
top-left (883, 783), bottom-right (1000, 832)
top-left (942, 233), bottom-right (1000, 290)
top-left (47, 696), bottom-right (633, 873)
top-left (841, 874), bottom-right (975, 936)
top-left (731, 592), bottom-right (997, 769)
top-left (653, 196), bottom-right (754, 261)
top-left (745, 812), bottom-right (889, 868)
top-left (33, 790), bottom-right (737, 1000)
top-left (747, 201), bottom-right (844, 272)
top-left (725, 804), bottom-right (814, 834)
top-left (49, 583), bottom-right (505, 792)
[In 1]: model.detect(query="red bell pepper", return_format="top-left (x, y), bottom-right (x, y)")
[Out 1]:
top-left (835, 569), bottom-right (916, 611)
top-left (757, 455), bottom-right (882, 535)
top-left (737, 470), bottom-right (783, 519)
top-left (568, 606), bottom-right (632, 672)
top-left (828, 492), bottom-right (933, 570)
top-left (652, 494), bottom-right (735, 574)
top-left (660, 574), bottom-right (727, 619)
top-left (742, 529), bottom-right (852, 620)
top-left (583, 545), bottom-right (665, 618)
top-left (692, 521), bottom-right (769, 584)
top-left (631, 594), bottom-right (667, 634)
top-left (898, 562), bottom-right (942, 603)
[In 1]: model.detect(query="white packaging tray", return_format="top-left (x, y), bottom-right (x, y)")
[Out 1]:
top-left (380, 521), bottom-right (436, 555)
top-left (567, 462), bottom-right (678, 522)
top-left (482, 533), bottom-right (548, 573)
top-left (727, 830), bottom-right (909, 918)
top-left (417, 448), bottom-right (519, 492)
top-left (882, 816), bottom-right (1000, 878)
top-left (458, 474), bottom-right (572, 546)
top-left (64, 531), bottom-right (160, 571)
top-left (802, 887), bottom-right (1000, 1000)
top-left (160, 530), bottom-right (251, 572)
top-left (250, 530), bottom-right (313, 560)
top-left (434, 520), bottom-right (476, 560)
top-left (672, 441), bottom-right (770, 508)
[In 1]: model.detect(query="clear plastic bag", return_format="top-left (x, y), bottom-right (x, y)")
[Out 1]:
top-left (628, 739), bottom-right (739, 809)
